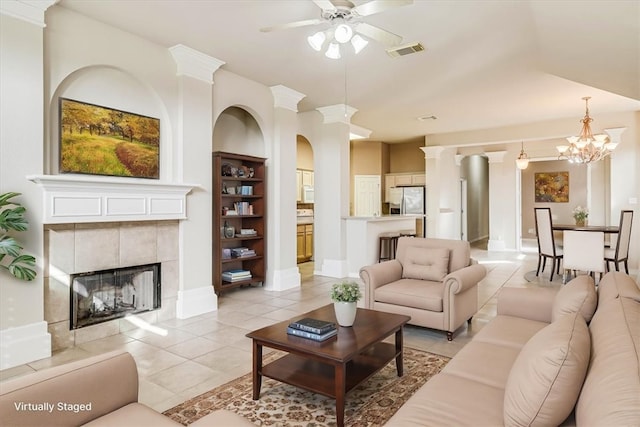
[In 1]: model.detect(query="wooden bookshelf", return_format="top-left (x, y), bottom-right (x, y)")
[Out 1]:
top-left (213, 152), bottom-right (266, 296)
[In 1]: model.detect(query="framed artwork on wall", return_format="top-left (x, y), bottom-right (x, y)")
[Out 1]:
top-left (534, 171), bottom-right (569, 202)
top-left (59, 98), bottom-right (160, 179)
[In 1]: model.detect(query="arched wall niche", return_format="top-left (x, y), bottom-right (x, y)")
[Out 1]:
top-left (212, 106), bottom-right (265, 157)
top-left (48, 65), bottom-right (172, 178)
top-left (296, 135), bottom-right (313, 170)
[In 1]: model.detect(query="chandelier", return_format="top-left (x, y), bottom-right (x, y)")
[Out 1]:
top-left (556, 97), bottom-right (618, 164)
top-left (308, 22), bottom-right (368, 59)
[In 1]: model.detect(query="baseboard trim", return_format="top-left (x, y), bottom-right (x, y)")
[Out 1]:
top-left (317, 259), bottom-right (348, 278)
top-left (176, 286), bottom-right (218, 319)
top-left (0, 321), bottom-right (51, 370)
top-left (266, 267), bottom-right (300, 292)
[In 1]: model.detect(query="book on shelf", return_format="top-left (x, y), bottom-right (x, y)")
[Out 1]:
top-left (286, 326), bottom-right (338, 342)
top-left (233, 202), bottom-right (253, 215)
top-left (222, 269), bottom-right (252, 282)
top-left (289, 317), bottom-right (337, 335)
top-left (240, 228), bottom-right (257, 235)
top-left (231, 247), bottom-right (256, 258)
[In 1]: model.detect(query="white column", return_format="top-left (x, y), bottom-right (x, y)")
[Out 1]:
top-left (0, 0), bottom-right (56, 370)
top-left (266, 85), bottom-right (306, 291)
top-left (169, 45), bottom-right (224, 318)
top-left (485, 151), bottom-right (508, 251)
top-left (314, 104), bottom-right (355, 278)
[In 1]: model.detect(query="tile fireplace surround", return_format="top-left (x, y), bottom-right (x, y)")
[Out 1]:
top-left (45, 221), bottom-right (179, 352)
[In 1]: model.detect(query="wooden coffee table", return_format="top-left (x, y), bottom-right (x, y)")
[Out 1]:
top-left (246, 304), bottom-right (410, 427)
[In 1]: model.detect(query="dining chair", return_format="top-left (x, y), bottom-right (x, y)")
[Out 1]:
top-left (562, 230), bottom-right (604, 284)
top-left (534, 207), bottom-right (563, 281)
top-left (605, 210), bottom-right (634, 274)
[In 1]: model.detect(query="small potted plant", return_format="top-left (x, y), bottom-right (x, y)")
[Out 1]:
top-left (572, 206), bottom-right (588, 227)
top-left (330, 281), bottom-right (362, 327)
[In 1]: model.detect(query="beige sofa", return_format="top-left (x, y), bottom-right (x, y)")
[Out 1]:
top-left (360, 237), bottom-right (487, 340)
top-left (387, 272), bottom-right (640, 426)
top-left (0, 350), bottom-right (253, 426)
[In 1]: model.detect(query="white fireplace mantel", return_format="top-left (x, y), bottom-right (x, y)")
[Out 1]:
top-left (28, 174), bottom-right (199, 224)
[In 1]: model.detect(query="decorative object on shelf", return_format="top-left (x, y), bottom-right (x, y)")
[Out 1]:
top-left (556, 97), bottom-right (618, 164)
top-left (223, 221), bottom-right (235, 239)
top-left (330, 280), bottom-right (362, 327)
top-left (515, 141), bottom-right (529, 170)
top-left (572, 206), bottom-right (588, 227)
top-left (59, 98), bottom-right (160, 179)
top-left (0, 192), bottom-right (36, 281)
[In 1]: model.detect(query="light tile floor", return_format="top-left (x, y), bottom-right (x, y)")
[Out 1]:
top-left (1, 244), bottom-right (558, 413)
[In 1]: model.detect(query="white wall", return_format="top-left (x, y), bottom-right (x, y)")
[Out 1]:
top-left (0, 11), bottom-right (49, 368)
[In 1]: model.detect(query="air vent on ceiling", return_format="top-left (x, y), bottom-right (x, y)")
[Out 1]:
top-left (386, 42), bottom-right (425, 58)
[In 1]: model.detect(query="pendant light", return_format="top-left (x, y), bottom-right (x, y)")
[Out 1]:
top-left (516, 141), bottom-right (529, 170)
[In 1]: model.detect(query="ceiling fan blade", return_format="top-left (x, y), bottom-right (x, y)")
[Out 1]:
top-left (312, 0), bottom-right (337, 12)
top-left (354, 22), bottom-right (402, 47)
top-left (352, 0), bottom-right (413, 17)
top-left (260, 18), bottom-right (324, 32)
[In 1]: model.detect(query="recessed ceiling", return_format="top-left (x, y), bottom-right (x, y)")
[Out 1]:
top-left (57, 0), bottom-right (640, 143)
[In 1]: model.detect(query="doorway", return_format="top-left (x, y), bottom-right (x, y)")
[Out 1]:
top-left (354, 175), bottom-right (381, 217)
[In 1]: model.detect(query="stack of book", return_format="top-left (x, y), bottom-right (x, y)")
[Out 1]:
top-left (287, 317), bottom-right (337, 341)
top-left (231, 247), bottom-right (256, 258)
top-left (222, 269), bottom-right (251, 282)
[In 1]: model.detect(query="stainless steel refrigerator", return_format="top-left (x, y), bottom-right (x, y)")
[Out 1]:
top-left (390, 186), bottom-right (426, 237)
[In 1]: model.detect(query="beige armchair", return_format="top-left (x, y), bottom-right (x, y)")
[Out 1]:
top-left (359, 237), bottom-right (487, 340)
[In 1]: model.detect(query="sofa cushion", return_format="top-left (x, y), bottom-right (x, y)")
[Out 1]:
top-left (473, 315), bottom-right (548, 349)
top-left (503, 312), bottom-right (590, 427)
top-left (552, 275), bottom-right (597, 323)
top-left (386, 372), bottom-right (505, 426)
top-left (401, 246), bottom-right (449, 282)
top-left (82, 403), bottom-right (180, 426)
top-left (597, 271), bottom-right (640, 303)
top-left (375, 279), bottom-right (444, 312)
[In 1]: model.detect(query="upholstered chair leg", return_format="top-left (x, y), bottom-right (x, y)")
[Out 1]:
top-left (446, 332), bottom-right (453, 341)
top-left (624, 261), bottom-right (629, 274)
top-left (467, 317), bottom-right (473, 325)
top-left (550, 259), bottom-right (555, 281)
top-left (536, 256), bottom-right (542, 276)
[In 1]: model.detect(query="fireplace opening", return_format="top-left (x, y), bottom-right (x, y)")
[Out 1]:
top-left (70, 263), bottom-right (161, 330)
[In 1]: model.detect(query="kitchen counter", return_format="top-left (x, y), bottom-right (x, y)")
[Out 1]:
top-left (344, 215), bottom-right (419, 277)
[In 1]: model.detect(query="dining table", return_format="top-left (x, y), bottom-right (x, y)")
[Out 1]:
top-left (552, 224), bottom-right (619, 234)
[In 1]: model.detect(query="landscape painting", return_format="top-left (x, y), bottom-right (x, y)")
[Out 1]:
top-left (534, 171), bottom-right (569, 203)
top-left (60, 98), bottom-right (160, 179)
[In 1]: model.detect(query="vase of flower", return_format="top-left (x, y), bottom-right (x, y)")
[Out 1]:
top-left (572, 206), bottom-right (588, 227)
top-left (330, 281), bottom-right (362, 327)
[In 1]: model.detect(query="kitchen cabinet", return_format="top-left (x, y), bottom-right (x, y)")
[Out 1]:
top-left (384, 173), bottom-right (426, 202)
top-left (213, 152), bottom-right (266, 296)
top-left (296, 170), bottom-right (302, 202)
top-left (296, 224), bottom-right (313, 263)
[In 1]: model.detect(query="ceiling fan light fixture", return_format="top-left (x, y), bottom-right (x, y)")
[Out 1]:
top-left (351, 34), bottom-right (368, 54)
top-left (307, 31), bottom-right (326, 51)
top-left (325, 42), bottom-right (341, 59)
top-left (334, 23), bottom-right (353, 43)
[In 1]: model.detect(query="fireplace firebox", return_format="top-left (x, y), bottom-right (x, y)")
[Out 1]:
top-left (70, 263), bottom-right (161, 330)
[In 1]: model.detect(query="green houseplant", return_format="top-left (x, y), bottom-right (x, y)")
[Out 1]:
top-left (0, 192), bottom-right (36, 281)
top-left (572, 206), bottom-right (589, 227)
top-left (330, 281), bottom-right (362, 327)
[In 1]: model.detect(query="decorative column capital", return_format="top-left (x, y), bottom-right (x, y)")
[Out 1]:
top-left (169, 44), bottom-right (225, 84)
top-left (350, 123), bottom-right (372, 139)
top-left (0, 0), bottom-right (57, 27)
top-left (484, 151), bottom-right (507, 164)
top-left (604, 127), bottom-right (626, 144)
top-left (316, 104), bottom-right (357, 124)
top-left (270, 85), bottom-right (306, 112)
top-left (454, 154), bottom-right (464, 166)
top-left (420, 146), bottom-right (445, 159)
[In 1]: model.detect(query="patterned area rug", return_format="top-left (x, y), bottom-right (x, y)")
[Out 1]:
top-left (163, 347), bottom-right (449, 426)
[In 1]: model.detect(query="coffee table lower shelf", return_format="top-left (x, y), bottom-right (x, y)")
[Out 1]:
top-left (261, 342), bottom-right (398, 398)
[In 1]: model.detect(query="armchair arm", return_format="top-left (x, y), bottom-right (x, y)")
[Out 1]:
top-left (359, 260), bottom-right (403, 308)
top-left (497, 287), bottom-right (557, 323)
top-left (444, 264), bottom-right (487, 294)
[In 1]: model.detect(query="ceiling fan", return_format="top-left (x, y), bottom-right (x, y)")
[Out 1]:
top-left (260, 0), bottom-right (413, 58)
